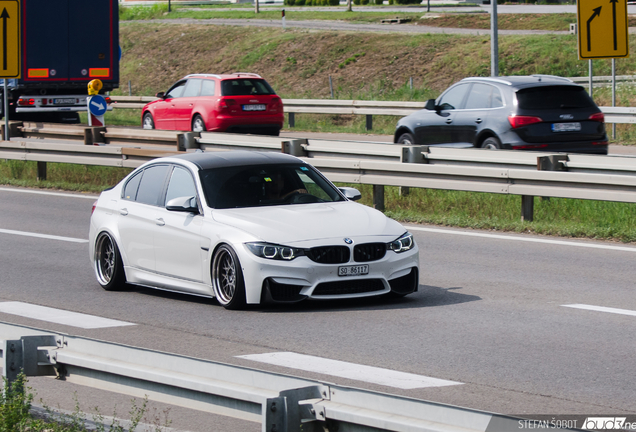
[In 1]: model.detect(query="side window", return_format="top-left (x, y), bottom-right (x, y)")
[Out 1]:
top-left (122, 171), bottom-right (142, 201)
top-left (136, 165), bottom-right (170, 206)
top-left (464, 83), bottom-right (494, 110)
top-left (200, 80), bottom-right (216, 96)
top-left (165, 81), bottom-right (186, 99)
top-left (182, 79), bottom-right (202, 98)
top-left (492, 88), bottom-right (504, 108)
top-left (165, 166), bottom-right (198, 206)
top-left (438, 84), bottom-right (470, 111)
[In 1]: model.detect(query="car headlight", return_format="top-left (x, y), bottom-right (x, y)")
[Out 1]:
top-left (388, 232), bottom-right (415, 253)
top-left (246, 242), bottom-right (305, 261)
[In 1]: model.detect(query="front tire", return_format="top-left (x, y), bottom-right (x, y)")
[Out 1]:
top-left (212, 245), bottom-right (246, 310)
top-left (94, 232), bottom-right (126, 291)
top-left (192, 115), bottom-right (206, 132)
top-left (481, 136), bottom-right (502, 150)
top-left (142, 112), bottom-right (155, 130)
top-left (397, 132), bottom-right (415, 145)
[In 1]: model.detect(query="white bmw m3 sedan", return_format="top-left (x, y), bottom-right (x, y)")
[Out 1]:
top-left (89, 151), bottom-right (420, 309)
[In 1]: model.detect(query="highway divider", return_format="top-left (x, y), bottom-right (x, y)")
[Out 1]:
top-left (2, 121), bottom-right (636, 221)
top-left (0, 320), bottom-right (541, 432)
top-left (109, 96), bottom-right (636, 130)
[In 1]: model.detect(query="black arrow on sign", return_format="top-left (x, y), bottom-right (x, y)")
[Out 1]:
top-left (610, 0), bottom-right (619, 50)
top-left (1, 8), bottom-right (9, 71)
top-left (587, 6), bottom-right (602, 52)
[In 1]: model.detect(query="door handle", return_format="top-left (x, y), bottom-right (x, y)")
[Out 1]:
top-left (156, 218), bottom-right (165, 226)
top-left (445, 118), bottom-right (453, 124)
top-left (119, 208), bottom-right (128, 216)
top-left (475, 118), bottom-right (483, 124)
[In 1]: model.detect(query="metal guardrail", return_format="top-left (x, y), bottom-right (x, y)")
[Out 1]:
top-left (1, 321), bottom-right (528, 432)
top-left (109, 96), bottom-right (636, 129)
top-left (2, 121), bottom-right (636, 221)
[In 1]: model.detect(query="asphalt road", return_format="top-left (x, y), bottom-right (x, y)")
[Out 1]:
top-left (1, 186), bottom-right (636, 430)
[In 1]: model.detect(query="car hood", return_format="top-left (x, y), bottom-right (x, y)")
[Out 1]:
top-left (212, 201), bottom-right (405, 245)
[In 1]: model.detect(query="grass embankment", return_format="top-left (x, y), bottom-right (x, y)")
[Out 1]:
top-left (2, 10), bottom-right (636, 242)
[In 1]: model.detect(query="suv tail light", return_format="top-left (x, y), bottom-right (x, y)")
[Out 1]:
top-left (269, 96), bottom-right (283, 113)
top-left (91, 200), bottom-right (97, 215)
top-left (589, 112), bottom-right (605, 122)
top-left (508, 115), bottom-right (543, 129)
top-left (219, 98), bottom-right (236, 110)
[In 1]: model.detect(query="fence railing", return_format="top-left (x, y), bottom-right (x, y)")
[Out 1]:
top-left (2, 121), bottom-right (636, 221)
top-left (1, 321), bottom-right (524, 432)
top-left (108, 96), bottom-right (636, 130)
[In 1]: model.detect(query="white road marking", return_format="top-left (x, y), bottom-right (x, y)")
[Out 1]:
top-left (0, 187), bottom-right (98, 199)
top-left (0, 302), bottom-right (135, 329)
top-left (237, 352), bottom-right (462, 389)
top-left (0, 228), bottom-right (88, 243)
top-left (407, 226), bottom-right (636, 253)
top-left (562, 304), bottom-right (636, 317)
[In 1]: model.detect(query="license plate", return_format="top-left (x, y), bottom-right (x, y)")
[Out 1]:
top-left (338, 264), bottom-right (369, 277)
top-left (53, 98), bottom-right (77, 105)
top-left (243, 104), bottom-right (266, 111)
top-left (552, 122), bottom-right (581, 132)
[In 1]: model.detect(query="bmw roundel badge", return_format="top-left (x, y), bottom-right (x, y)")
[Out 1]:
top-left (344, 238), bottom-right (353, 244)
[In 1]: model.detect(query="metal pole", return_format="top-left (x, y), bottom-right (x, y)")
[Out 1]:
top-left (329, 76), bottom-right (334, 99)
top-left (490, 0), bottom-right (498, 77)
top-left (612, 58), bottom-right (616, 139)
top-left (427, 0), bottom-right (430, 12)
top-left (588, 60), bottom-right (593, 99)
top-left (3, 80), bottom-right (8, 141)
top-left (282, 9), bottom-right (285, 30)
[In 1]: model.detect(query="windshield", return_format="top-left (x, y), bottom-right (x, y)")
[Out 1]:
top-left (199, 163), bottom-right (345, 209)
top-left (221, 79), bottom-right (275, 96)
top-left (516, 86), bottom-right (595, 110)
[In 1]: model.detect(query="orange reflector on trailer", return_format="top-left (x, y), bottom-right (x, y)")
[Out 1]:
top-left (89, 68), bottom-right (110, 78)
top-left (28, 69), bottom-right (49, 78)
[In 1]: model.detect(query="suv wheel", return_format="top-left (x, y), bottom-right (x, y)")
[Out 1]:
top-left (481, 137), bottom-right (501, 150)
top-left (397, 132), bottom-right (415, 145)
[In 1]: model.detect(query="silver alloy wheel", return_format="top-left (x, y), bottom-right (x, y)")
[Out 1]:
top-left (212, 247), bottom-right (237, 305)
top-left (192, 116), bottom-right (206, 132)
top-left (142, 113), bottom-right (154, 130)
top-left (95, 234), bottom-right (116, 286)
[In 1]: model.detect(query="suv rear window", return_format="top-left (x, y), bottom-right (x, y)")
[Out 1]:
top-left (221, 79), bottom-right (275, 96)
top-left (516, 86), bottom-right (595, 110)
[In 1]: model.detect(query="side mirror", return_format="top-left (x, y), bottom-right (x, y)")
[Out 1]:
top-left (339, 187), bottom-right (362, 201)
top-left (155, 91), bottom-right (165, 99)
top-left (166, 196), bottom-right (199, 213)
top-left (425, 99), bottom-right (437, 111)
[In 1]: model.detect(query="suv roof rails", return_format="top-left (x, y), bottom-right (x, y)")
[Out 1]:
top-left (462, 76), bottom-right (514, 86)
top-left (231, 72), bottom-right (262, 78)
top-left (185, 74), bottom-right (222, 79)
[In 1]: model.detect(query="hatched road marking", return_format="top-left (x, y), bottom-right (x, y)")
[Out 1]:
top-left (237, 351), bottom-right (462, 389)
top-left (0, 302), bottom-right (135, 329)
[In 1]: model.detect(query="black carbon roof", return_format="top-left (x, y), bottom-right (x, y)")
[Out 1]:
top-left (172, 151), bottom-right (304, 170)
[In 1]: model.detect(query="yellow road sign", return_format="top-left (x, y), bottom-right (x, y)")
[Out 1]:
top-left (578, 0), bottom-right (629, 59)
top-left (0, 0), bottom-right (20, 78)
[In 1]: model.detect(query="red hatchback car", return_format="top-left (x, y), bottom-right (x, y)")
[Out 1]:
top-left (141, 73), bottom-right (284, 136)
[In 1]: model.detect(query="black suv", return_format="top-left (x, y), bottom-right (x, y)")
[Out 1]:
top-left (394, 75), bottom-right (608, 155)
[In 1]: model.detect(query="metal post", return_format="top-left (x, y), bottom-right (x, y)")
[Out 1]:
top-left (612, 58), bottom-right (616, 139)
top-left (521, 195), bottom-right (534, 222)
top-left (128, 80), bottom-right (132, 96)
top-left (366, 115), bottom-right (372, 131)
top-left (589, 60), bottom-right (593, 99)
top-left (282, 9), bottom-right (285, 29)
top-left (490, 0), bottom-right (498, 77)
top-left (37, 162), bottom-right (47, 181)
top-left (329, 76), bottom-right (334, 99)
top-left (255, 0), bottom-right (259, 14)
top-left (3, 80), bottom-right (8, 141)
top-left (288, 112), bottom-right (295, 128)
top-left (168, 0), bottom-right (171, 12)
top-left (373, 185), bottom-right (385, 212)
top-left (409, 77), bottom-right (413, 90)
top-left (427, 0), bottom-right (430, 12)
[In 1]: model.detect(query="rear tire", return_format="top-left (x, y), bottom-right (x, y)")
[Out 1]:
top-left (142, 112), bottom-right (155, 130)
top-left (192, 115), bottom-right (206, 132)
top-left (397, 132), bottom-right (415, 145)
top-left (481, 137), bottom-right (501, 150)
top-left (212, 245), bottom-right (246, 310)
top-left (94, 232), bottom-right (126, 291)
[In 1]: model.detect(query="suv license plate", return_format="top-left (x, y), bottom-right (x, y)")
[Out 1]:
top-left (552, 122), bottom-right (581, 132)
top-left (338, 265), bottom-right (369, 277)
top-left (243, 104), bottom-right (266, 111)
top-left (54, 98), bottom-right (77, 105)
